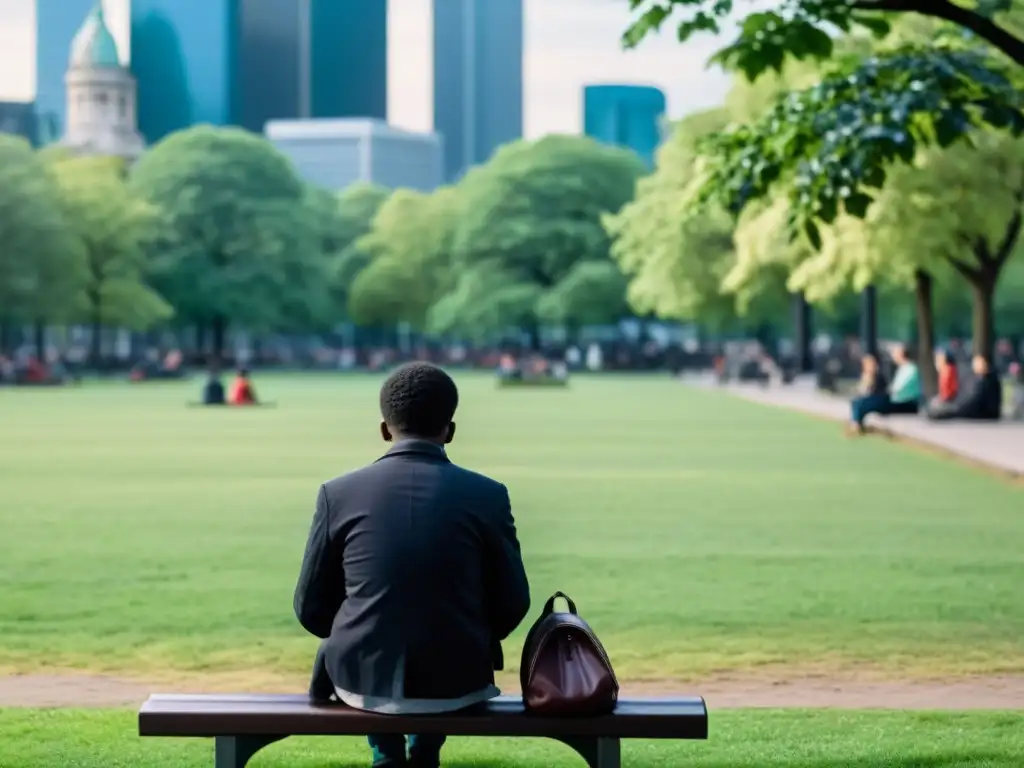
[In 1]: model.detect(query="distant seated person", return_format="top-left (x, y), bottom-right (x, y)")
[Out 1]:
top-left (550, 360), bottom-right (568, 382)
top-left (847, 345), bottom-right (921, 434)
top-left (24, 356), bottom-right (49, 384)
top-left (229, 368), bottom-right (258, 406)
top-left (0, 355), bottom-right (14, 385)
top-left (1009, 361), bottom-right (1024, 420)
top-left (496, 353), bottom-right (520, 381)
top-left (928, 355), bottom-right (1002, 421)
top-left (929, 350), bottom-right (959, 410)
top-left (162, 349), bottom-right (184, 377)
top-left (202, 370), bottom-right (225, 405)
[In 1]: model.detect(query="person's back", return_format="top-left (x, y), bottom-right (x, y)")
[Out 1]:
top-left (294, 362), bottom-right (530, 768)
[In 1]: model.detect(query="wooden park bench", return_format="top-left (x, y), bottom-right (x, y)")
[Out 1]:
top-left (139, 693), bottom-right (708, 768)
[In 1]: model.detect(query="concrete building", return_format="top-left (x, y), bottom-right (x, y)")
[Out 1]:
top-left (582, 85), bottom-right (666, 169)
top-left (239, 0), bottom-right (387, 132)
top-left (265, 119), bottom-right (442, 192)
top-left (0, 102), bottom-right (39, 143)
top-left (433, 0), bottom-right (523, 181)
top-left (130, 0), bottom-right (242, 144)
top-left (62, 3), bottom-right (144, 160)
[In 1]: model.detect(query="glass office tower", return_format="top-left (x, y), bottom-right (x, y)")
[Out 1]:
top-left (433, 0), bottom-right (523, 181)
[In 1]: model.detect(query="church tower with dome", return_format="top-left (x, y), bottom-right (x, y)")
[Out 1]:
top-left (61, 1), bottom-right (145, 160)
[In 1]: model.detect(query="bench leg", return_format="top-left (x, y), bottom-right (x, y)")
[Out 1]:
top-left (556, 737), bottom-right (621, 768)
top-left (214, 735), bottom-right (285, 768)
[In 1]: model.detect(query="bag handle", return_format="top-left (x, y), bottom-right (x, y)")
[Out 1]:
top-left (543, 591), bottom-right (577, 615)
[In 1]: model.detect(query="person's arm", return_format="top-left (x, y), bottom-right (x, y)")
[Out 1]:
top-left (293, 485), bottom-right (345, 639)
top-left (482, 485), bottom-right (531, 642)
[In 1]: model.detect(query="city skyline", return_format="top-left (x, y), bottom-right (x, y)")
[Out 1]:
top-left (0, 0), bottom-right (733, 138)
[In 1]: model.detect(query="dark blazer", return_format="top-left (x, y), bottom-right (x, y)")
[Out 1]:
top-left (294, 439), bottom-right (531, 701)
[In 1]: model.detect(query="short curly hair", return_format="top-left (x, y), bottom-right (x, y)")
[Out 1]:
top-left (379, 362), bottom-right (459, 437)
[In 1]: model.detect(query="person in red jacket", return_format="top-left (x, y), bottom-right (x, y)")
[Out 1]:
top-left (229, 368), bottom-right (258, 406)
top-left (931, 350), bottom-right (959, 409)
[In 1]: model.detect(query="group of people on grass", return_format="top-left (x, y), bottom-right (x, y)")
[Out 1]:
top-left (848, 344), bottom-right (1013, 433)
top-left (0, 353), bottom-right (72, 386)
top-left (200, 367), bottom-right (259, 406)
top-left (495, 352), bottom-right (569, 383)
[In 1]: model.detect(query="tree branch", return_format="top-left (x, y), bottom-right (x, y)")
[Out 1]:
top-left (852, 0), bottom-right (1024, 67)
top-left (995, 208), bottom-right (1023, 269)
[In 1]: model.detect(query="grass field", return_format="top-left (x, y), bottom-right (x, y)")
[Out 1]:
top-left (2, 374), bottom-right (1022, 684)
top-left (3, 708), bottom-right (1024, 767)
top-left (2, 374), bottom-right (1023, 766)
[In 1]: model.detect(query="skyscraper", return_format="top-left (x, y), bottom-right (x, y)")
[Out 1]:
top-left (35, 0), bottom-right (97, 136)
top-left (238, 0), bottom-right (387, 133)
top-left (582, 85), bottom-right (666, 169)
top-left (131, 0), bottom-right (242, 144)
top-left (433, 0), bottom-right (523, 182)
top-left (0, 102), bottom-right (39, 144)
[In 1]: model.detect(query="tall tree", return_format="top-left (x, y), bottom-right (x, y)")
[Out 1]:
top-left (689, 46), bottom-right (1024, 360)
top-left (324, 183), bottom-right (391, 317)
top-left (605, 110), bottom-right (789, 333)
top-left (436, 135), bottom-right (645, 345)
top-left (0, 136), bottom-right (85, 349)
top-left (347, 187), bottom-right (458, 329)
top-left (48, 155), bottom-right (171, 361)
top-left (129, 126), bottom-right (317, 356)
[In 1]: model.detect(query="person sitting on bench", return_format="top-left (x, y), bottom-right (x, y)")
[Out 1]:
top-left (929, 350), bottom-right (959, 410)
top-left (928, 354), bottom-right (1003, 421)
top-left (847, 346), bottom-right (918, 432)
top-left (202, 369), bottom-right (225, 405)
top-left (228, 368), bottom-right (258, 406)
top-left (293, 362), bottom-right (531, 768)
top-left (1010, 361), bottom-right (1024, 421)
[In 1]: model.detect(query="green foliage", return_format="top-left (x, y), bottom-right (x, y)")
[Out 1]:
top-left (348, 187), bottom-right (458, 329)
top-left (622, 0), bottom-right (1024, 79)
top-left (605, 110), bottom-right (789, 331)
top-left (47, 154), bottom-right (171, 330)
top-left (129, 126), bottom-right (319, 333)
top-left (691, 47), bottom-right (1024, 248)
top-left (433, 135), bottom-right (645, 338)
top-left (0, 135), bottom-right (85, 323)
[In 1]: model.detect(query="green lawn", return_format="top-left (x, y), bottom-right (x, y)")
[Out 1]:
top-left (2, 708), bottom-right (1023, 767)
top-left (1, 374), bottom-right (1022, 685)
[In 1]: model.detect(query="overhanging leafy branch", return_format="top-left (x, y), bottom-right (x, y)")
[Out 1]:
top-left (688, 46), bottom-right (1024, 247)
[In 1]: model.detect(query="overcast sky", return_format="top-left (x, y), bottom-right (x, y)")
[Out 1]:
top-left (0, 0), bottom-right (734, 137)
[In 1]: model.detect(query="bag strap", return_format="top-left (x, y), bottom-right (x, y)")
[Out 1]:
top-left (543, 591), bottom-right (577, 615)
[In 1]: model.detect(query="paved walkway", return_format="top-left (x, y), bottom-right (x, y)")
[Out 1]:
top-left (693, 376), bottom-right (1024, 476)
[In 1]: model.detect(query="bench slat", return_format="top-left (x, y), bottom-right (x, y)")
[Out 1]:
top-left (139, 694), bottom-right (708, 740)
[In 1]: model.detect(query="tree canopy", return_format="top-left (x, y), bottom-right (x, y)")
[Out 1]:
top-left (623, 0), bottom-right (1024, 77)
top-left (0, 135), bottom-right (85, 326)
top-left (129, 126), bottom-right (320, 351)
top-left (430, 135), bottom-right (646, 342)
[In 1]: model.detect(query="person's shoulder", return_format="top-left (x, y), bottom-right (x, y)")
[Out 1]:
top-left (321, 462), bottom-right (381, 495)
top-left (445, 462), bottom-right (507, 497)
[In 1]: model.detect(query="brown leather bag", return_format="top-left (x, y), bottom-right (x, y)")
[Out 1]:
top-left (520, 592), bottom-right (619, 716)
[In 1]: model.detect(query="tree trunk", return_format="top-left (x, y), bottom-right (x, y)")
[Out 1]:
top-left (528, 319), bottom-right (544, 354)
top-left (971, 278), bottom-right (996, 362)
top-left (34, 320), bottom-right (46, 361)
top-left (0, 318), bottom-right (10, 355)
top-left (90, 291), bottom-right (102, 366)
top-left (913, 270), bottom-right (938, 399)
top-left (211, 314), bottom-right (227, 361)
